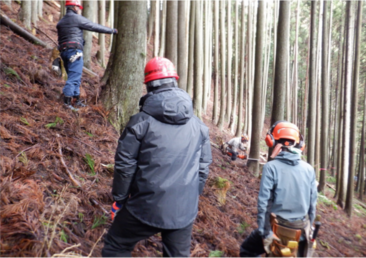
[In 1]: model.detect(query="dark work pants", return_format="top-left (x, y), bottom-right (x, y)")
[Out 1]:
top-left (239, 229), bottom-right (265, 257)
top-left (227, 148), bottom-right (238, 161)
top-left (102, 207), bottom-right (193, 257)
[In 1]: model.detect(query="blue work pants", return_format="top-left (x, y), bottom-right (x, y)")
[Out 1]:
top-left (61, 49), bottom-right (83, 97)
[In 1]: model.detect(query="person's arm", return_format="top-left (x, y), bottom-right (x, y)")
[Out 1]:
top-left (199, 127), bottom-right (212, 195)
top-left (308, 168), bottom-right (318, 224)
top-left (257, 164), bottom-right (274, 236)
top-left (112, 117), bottom-right (145, 204)
top-left (78, 15), bottom-right (116, 34)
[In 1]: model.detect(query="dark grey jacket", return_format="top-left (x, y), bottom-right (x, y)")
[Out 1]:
top-left (56, 9), bottom-right (114, 50)
top-left (257, 151), bottom-right (317, 236)
top-left (112, 86), bottom-right (212, 229)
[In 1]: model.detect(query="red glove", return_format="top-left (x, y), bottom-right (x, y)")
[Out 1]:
top-left (111, 201), bottom-right (122, 221)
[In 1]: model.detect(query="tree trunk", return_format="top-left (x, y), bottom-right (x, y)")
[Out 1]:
top-left (212, 0), bottom-right (219, 124)
top-left (307, 1), bottom-right (317, 166)
top-left (345, 0), bottom-right (362, 216)
top-left (319, 0), bottom-right (329, 192)
top-left (229, 0), bottom-right (239, 133)
top-left (268, 1), bottom-right (290, 159)
top-left (108, 0), bottom-right (114, 52)
top-left (148, 0), bottom-right (156, 43)
top-left (226, 0), bottom-right (232, 123)
top-left (194, 0), bottom-right (203, 119)
top-left (20, 0), bottom-right (31, 30)
top-left (82, 1), bottom-right (95, 69)
top-left (187, 0), bottom-right (195, 98)
top-left (291, 0), bottom-right (300, 125)
top-left (97, 0), bottom-right (106, 68)
top-left (158, 0), bottom-right (167, 57)
top-left (178, 0), bottom-right (188, 91)
top-left (31, 0), bottom-right (38, 26)
top-left (100, 1), bottom-right (146, 133)
top-left (203, 0), bottom-right (210, 112)
top-left (2, 0), bottom-right (12, 10)
top-left (338, 1), bottom-right (356, 209)
top-left (358, 80), bottom-right (366, 201)
top-left (247, 0), bottom-right (264, 177)
top-left (217, 0), bottom-right (226, 131)
top-left (236, 2), bottom-right (246, 137)
top-left (165, 0), bottom-right (178, 66)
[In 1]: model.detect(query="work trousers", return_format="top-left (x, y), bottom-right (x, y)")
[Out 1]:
top-left (102, 207), bottom-right (193, 257)
top-left (61, 48), bottom-right (83, 97)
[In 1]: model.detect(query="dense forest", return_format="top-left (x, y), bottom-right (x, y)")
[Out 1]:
top-left (0, 0), bottom-right (365, 257)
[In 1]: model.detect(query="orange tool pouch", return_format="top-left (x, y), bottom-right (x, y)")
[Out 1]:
top-left (270, 223), bottom-right (302, 257)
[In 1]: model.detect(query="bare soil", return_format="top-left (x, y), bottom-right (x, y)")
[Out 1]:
top-left (1, 1), bottom-right (366, 257)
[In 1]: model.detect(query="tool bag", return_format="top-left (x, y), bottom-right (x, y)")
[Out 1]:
top-left (270, 223), bottom-right (302, 257)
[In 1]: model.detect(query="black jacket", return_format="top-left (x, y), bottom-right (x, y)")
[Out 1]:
top-left (112, 86), bottom-right (212, 229)
top-left (56, 9), bottom-right (114, 50)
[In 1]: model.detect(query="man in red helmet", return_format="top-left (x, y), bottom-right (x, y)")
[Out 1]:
top-left (57, 0), bottom-right (117, 111)
top-left (102, 57), bottom-right (212, 257)
top-left (239, 121), bottom-right (317, 257)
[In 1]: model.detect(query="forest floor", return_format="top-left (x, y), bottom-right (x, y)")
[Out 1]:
top-left (1, 1), bottom-right (366, 257)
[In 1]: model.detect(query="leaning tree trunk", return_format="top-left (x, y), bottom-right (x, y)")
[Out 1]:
top-left (247, 0), bottom-right (264, 177)
top-left (178, 0), bottom-right (188, 91)
top-left (268, 0), bottom-right (290, 159)
top-left (319, 0), bottom-right (329, 193)
top-left (82, 1), bottom-right (95, 69)
top-left (217, 0), bottom-right (226, 131)
top-left (96, 0), bottom-right (106, 68)
top-left (165, 0), bottom-right (178, 66)
top-left (345, 0), bottom-right (362, 216)
top-left (338, 1), bottom-right (355, 209)
top-left (20, 0), bottom-right (31, 30)
top-left (100, 1), bottom-right (146, 133)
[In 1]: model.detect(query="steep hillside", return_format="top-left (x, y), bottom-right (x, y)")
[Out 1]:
top-left (1, 1), bottom-right (366, 257)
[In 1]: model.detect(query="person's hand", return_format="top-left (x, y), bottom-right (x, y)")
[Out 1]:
top-left (113, 28), bottom-right (118, 34)
top-left (111, 201), bottom-right (123, 221)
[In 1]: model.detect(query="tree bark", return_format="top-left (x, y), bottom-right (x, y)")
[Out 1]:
top-left (108, 0), bottom-right (114, 52)
top-left (96, 0), bottom-right (106, 68)
top-left (31, 0), bottom-right (38, 26)
top-left (358, 80), bottom-right (366, 201)
top-left (212, 0), bottom-right (219, 124)
top-left (268, 1), bottom-right (290, 159)
top-left (60, 0), bottom-right (66, 20)
top-left (345, 0), bottom-right (362, 216)
top-left (194, 0), bottom-right (203, 119)
top-left (148, 0), bottom-right (156, 43)
top-left (319, 0), bottom-right (329, 192)
top-left (338, 1), bottom-right (355, 209)
top-left (178, 0), bottom-right (188, 91)
top-left (38, 0), bottom-right (43, 18)
top-left (2, 0), bottom-right (12, 10)
top-left (100, 1), bottom-right (146, 133)
top-left (247, 0), bottom-right (264, 177)
top-left (217, 0), bottom-right (226, 131)
top-left (153, 0), bottom-right (159, 57)
top-left (165, 0), bottom-right (178, 66)
top-left (82, 1), bottom-right (95, 69)
top-left (226, 0), bottom-right (232, 123)
top-left (187, 0), bottom-right (195, 98)
top-left (158, 0), bottom-right (167, 57)
top-left (20, 0), bottom-right (31, 30)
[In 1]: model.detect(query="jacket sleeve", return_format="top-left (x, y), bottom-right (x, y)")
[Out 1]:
top-left (112, 117), bottom-right (145, 203)
top-left (308, 168), bottom-right (318, 224)
top-left (198, 127), bottom-right (212, 195)
top-left (257, 164), bottom-right (275, 236)
top-left (78, 15), bottom-right (114, 34)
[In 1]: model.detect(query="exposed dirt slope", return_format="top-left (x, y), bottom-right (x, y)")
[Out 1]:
top-left (1, 2), bottom-right (366, 257)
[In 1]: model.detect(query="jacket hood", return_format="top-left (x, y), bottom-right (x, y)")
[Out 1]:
top-left (274, 151), bottom-right (301, 166)
top-left (140, 87), bottom-right (193, 125)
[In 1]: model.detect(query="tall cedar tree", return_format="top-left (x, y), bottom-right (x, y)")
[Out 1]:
top-left (217, 0), bottom-right (226, 131)
top-left (100, 1), bottom-right (146, 133)
top-left (165, 0), bottom-right (178, 66)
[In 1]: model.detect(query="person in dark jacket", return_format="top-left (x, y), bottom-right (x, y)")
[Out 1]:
top-left (239, 121), bottom-right (317, 257)
top-left (56, 0), bottom-right (117, 111)
top-left (102, 57), bottom-right (212, 257)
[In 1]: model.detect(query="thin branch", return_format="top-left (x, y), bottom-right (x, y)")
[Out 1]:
top-left (72, 137), bottom-right (103, 155)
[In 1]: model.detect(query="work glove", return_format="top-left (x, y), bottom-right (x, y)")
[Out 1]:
top-left (113, 28), bottom-right (118, 34)
top-left (111, 201), bottom-right (123, 221)
top-left (69, 52), bottom-right (83, 63)
top-left (263, 231), bottom-right (280, 254)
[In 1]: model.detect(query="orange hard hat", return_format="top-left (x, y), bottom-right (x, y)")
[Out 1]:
top-left (241, 134), bottom-right (249, 142)
top-left (66, 0), bottom-right (83, 9)
top-left (144, 57), bottom-right (179, 84)
top-left (265, 121), bottom-right (303, 149)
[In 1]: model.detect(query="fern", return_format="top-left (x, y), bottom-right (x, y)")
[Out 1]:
top-left (60, 229), bottom-right (68, 243)
top-left (84, 153), bottom-right (95, 175)
top-left (3, 67), bottom-right (21, 81)
top-left (45, 116), bottom-right (64, 129)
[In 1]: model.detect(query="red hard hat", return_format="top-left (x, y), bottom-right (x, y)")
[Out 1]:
top-left (66, 0), bottom-right (83, 9)
top-left (144, 57), bottom-right (179, 84)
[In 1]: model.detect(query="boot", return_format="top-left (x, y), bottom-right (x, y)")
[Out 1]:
top-left (73, 95), bottom-right (87, 107)
top-left (64, 96), bottom-right (78, 111)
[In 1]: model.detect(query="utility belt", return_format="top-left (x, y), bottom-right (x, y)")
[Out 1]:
top-left (270, 214), bottom-right (311, 257)
top-left (58, 41), bottom-right (83, 52)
